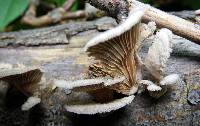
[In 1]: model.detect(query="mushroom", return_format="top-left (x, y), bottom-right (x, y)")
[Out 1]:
top-left (55, 10), bottom-right (180, 114)
top-left (65, 95), bottom-right (134, 114)
top-left (0, 65), bottom-right (55, 110)
top-left (54, 9), bottom-right (144, 114)
top-left (141, 28), bottom-right (180, 98)
top-left (84, 9), bottom-right (144, 95)
top-left (195, 9), bottom-right (200, 15)
top-left (0, 67), bottom-right (43, 96)
top-left (195, 9), bottom-right (200, 23)
top-left (54, 76), bottom-right (125, 92)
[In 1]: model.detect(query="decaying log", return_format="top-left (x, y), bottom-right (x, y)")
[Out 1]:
top-left (0, 17), bottom-right (200, 125)
top-left (0, 17), bottom-right (116, 47)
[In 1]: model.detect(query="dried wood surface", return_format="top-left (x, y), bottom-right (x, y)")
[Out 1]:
top-left (0, 17), bottom-right (200, 126)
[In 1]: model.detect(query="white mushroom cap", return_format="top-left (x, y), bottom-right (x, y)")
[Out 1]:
top-left (0, 63), bottom-right (41, 79)
top-left (160, 74), bottom-right (179, 86)
top-left (195, 9), bottom-right (200, 15)
top-left (21, 96), bottom-right (41, 111)
top-left (147, 84), bottom-right (162, 91)
top-left (139, 80), bottom-right (162, 91)
top-left (84, 10), bottom-right (144, 51)
top-left (65, 95), bottom-right (134, 114)
top-left (54, 76), bottom-right (125, 92)
top-left (144, 28), bottom-right (173, 81)
top-left (84, 9), bottom-right (144, 95)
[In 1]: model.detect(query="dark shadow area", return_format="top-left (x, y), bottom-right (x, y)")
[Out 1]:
top-left (5, 86), bottom-right (27, 110)
top-left (65, 107), bottom-right (134, 126)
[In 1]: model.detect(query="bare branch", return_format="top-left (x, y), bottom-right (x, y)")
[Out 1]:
top-left (21, 3), bottom-right (87, 27)
top-left (63, 0), bottom-right (76, 11)
top-left (85, 0), bottom-right (129, 22)
top-left (131, 1), bottom-right (200, 44)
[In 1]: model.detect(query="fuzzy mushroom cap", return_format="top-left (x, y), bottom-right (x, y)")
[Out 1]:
top-left (144, 28), bottom-right (173, 81)
top-left (195, 9), bottom-right (200, 15)
top-left (65, 95), bottom-right (134, 114)
top-left (160, 74), bottom-right (179, 86)
top-left (84, 9), bottom-right (144, 95)
top-left (0, 67), bottom-right (43, 96)
top-left (54, 76), bottom-right (125, 92)
top-left (21, 96), bottom-right (41, 111)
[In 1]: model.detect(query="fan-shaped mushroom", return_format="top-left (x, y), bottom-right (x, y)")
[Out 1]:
top-left (0, 67), bottom-right (43, 96)
top-left (0, 65), bottom-right (55, 110)
top-left (65, 95), bottom-right (134, 114)
top-left (84, 9), bottom-right (144, 95)
top-left (54, 9), bottom-right (144, 114)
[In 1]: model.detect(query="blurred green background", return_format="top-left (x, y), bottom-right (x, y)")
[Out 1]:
top-left (0, 0), bottom-right (200, 31)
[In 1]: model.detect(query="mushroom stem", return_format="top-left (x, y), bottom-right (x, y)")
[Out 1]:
top-left (85, 0), bottom-right (129, 22)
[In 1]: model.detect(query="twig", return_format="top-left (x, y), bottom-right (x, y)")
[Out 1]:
top-left (21, 0), bottom-right (87, 27)
top-left (63, 0), bottom-right (76, 11)
top-left (22, 9), bottom-right (86, 27)
top-left (131, 1), bottom-right (200, 44)
top-left (87, 0), bottom-right (200, 44)
top-left (86, 0), bottom-right (129, 22)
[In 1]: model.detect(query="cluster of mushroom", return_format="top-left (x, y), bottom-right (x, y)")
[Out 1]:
top-left (0, 64), bottom-right (55, 111)
top-left (55, 8), bottom-right (179, 114)
top-left (0, 6), bottom-right (180, 115)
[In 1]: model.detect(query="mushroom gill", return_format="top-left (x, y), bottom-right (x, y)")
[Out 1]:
top-left (0, 67), bottom-right (43, 96)
top-left (84, 10), bottom-right (144, 95)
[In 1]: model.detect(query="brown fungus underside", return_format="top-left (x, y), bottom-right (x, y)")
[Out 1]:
top-left (86, 23), bottom-right (140, 95)
top-left (0, 68), bottom-right (43, 96)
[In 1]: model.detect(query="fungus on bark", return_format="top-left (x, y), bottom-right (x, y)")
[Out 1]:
top-left (0, 65), bottom-right (54, 110)
top-left (65, 95), bottom-right (134, 114)
top-left (55, 9), bottom-right (144, 114)
top-left (142, 28), bottom-right (180, 98)
top-left (84, 9), bottom-right (144, 95)
top-left (0, 67), bottom-right (43, 96)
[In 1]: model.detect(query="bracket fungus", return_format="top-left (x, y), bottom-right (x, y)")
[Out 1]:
top-left (0, 65), bottom-right (55, 111)
top-left (55, 9), bottom-right (145, 114)
top-left (84, 10), bottom-right (144, 95)
top-left (56, 5), bottom-right (179, 115)
top-left (141, 28), bottom-right (180, 98)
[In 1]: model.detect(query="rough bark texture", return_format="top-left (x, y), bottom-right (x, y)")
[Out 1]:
top-left (86, 0), bottom-right (129, 22)
top-left (0, 17), bottom-right (200, 126)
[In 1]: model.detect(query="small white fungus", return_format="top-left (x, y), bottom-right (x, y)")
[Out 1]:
top-left (54, 76), bottom-right (125, 90)
top-left (160, 74), bottom-right (179, 86)
top-left (21, 96), bottom-right (41, 111)
top-left (147, 84), bottom-right (162, 91)
top-left (65, 95), bottom-right (134, 114)
top-left (140, 80), bottom-right (162, 91)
